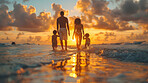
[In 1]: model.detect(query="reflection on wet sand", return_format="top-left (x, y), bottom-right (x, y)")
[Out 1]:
top-left (6, 51), bottom-right (148, 83)
top-left (48, 51), bottom-right (148, 83)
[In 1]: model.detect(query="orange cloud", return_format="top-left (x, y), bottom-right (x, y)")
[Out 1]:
top-left (74, 0), bottom-right (135, 31)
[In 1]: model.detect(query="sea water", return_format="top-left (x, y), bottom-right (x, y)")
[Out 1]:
top-left (0, 44), bottom-right (148, 83)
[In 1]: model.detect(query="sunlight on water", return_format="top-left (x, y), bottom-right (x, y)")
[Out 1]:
top-left (44, 51), bottom-right (148, 83)
top-left (1, 51), bottom-right (148, 83)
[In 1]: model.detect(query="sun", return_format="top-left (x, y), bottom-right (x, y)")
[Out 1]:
top-left (72, 37), bottom-right (76, 42)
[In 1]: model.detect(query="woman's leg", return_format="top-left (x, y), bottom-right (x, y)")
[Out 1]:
top-left (76, 35), bottom-right (79, 49)
top-left (78, 34), bottom-right (82, 48)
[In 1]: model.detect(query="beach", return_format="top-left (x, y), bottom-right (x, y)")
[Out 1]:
top-left (0, 44), bottom-right (148, 83)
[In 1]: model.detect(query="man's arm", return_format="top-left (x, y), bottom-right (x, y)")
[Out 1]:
top-left (66, 18), bottom-right (70, 36)
top-left (57, 18), bottom-right (59, 31)
top-left (57, 18), bottom-right (59, 35)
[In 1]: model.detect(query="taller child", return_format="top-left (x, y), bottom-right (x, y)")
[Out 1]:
top-left (57, 11), bottom-right (70, 50)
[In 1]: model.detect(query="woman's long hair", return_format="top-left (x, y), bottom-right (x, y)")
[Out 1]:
top-left (74, 18), bottom-right (81, 25)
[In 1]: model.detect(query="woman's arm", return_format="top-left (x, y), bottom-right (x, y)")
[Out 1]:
top-left (82, 24), bottom-right (84, 35)
top-left (72, 25), bottom-right (76, 39)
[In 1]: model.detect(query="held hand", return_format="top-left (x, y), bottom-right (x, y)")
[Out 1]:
top-left (83, 36), bottom-right (85, 39)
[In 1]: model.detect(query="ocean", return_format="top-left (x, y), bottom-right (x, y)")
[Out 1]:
top-left (0, 43), bottom-right (148, 83)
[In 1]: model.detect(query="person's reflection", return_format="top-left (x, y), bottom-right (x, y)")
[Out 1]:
top-left (52, 60), bottom-right (67, 70)
top-left (75, 52), bottom-right (90, 76)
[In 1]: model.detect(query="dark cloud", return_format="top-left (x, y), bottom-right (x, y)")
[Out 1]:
top-left (112, 0), bottom-right (148, 29)
top-left (23, 0), bottom-right (29, 2)
top-left (0, 2), bottom-right (69, 32)
top-left (121, 0), bottom-right (139, 15)
top-left (75, 0), bottom-right (135, 31)
top-left (11, 2), bottom-right (52, 32)
top-left (0, 0), bottom-right (10, 4)
top-left (0, 5), bottom-right (13, 31)
top-left (91, 0), bottom-right (109, 15)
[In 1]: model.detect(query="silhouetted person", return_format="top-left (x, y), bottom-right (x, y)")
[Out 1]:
top-left (52, 30), bottom-right (59, 50)
top-left (72, 18), bottom-right (84, 50)
top-left (11, 42), bottom-right (16, 45)
top-left (83, 33), bottom-right (90, 48)
top-left (57, 11), bottom-right (70, 50)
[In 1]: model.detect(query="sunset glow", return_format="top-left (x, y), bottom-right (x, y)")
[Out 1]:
top-left (0, 0), bottom-right (147, 45)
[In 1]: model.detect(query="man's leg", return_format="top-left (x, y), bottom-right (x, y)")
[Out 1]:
top-left (60, 40), bottom-right (64, 50)
top-left (65, 40), bottom-right (67, 50)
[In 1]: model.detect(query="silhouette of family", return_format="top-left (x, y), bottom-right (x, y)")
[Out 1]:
top-left (52, 11), bottom-right (90, 51)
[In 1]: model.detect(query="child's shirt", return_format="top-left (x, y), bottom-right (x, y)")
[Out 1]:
top-left (85, 38), bottom-right (90, 44)
top-left (52, 35), bottom-right (58, 47)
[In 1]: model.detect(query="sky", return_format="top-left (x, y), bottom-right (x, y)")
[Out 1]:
top-left (0, 0), bottom-right (148, 45)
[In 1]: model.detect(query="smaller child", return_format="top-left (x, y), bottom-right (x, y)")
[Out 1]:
top-left (52, 30), bottom-right (59, 50)
top-left (83, 33), bottom-right (90, 48)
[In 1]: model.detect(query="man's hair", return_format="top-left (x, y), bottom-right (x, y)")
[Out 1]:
top-left (74, 18), bottom-right (81, 25)
top-left (53, 30), bottom-right (57, 35)
top-left (60, 11), bottom-right (64, 16)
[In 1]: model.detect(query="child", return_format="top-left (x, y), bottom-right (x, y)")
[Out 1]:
top-left (83, 33), bottom-right (90, 48)
top-left (52, 30), bottom-right (59, 50)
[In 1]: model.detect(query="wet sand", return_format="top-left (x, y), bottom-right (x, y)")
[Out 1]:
top-left (1, 51), bottom-right (148, 83)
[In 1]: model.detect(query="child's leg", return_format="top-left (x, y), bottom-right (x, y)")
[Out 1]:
top-left (52, 46), bottom-right (55, 50)
top-left (85, 43), bottom-right (87, 48)
top-left (88, 43), bottom-right (90, 47)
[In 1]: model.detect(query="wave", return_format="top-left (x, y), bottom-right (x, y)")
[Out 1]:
top-left (91, 45), bottom-right (148, 63)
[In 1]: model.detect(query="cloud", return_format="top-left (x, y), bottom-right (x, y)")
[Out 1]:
top-left (126, 32), bottom-right (148, 40)
top-left (0, 0), bottom-right (10, 4)
top-left (27, 36), bottom-right (34, 42)
top-left (112, 0), bottom-right (148, 29)
top-left (75, 0), bottom-right (91, 12)
top-left (35, 36), bottom-right (42, 42)
top-left (75, 0), bottom-right (135, 31)
top-left (10, 2), bottom-right (53, 32)
top-left (6, 36), bottom-right (9, 40)
top-left (0, 2), bottom-right (69, 32)
top-left (16, 32), bottom-right (24, 39)
top-left (23, 0), bottom-right (29, 2)
top-left (0, 5), bottom-right (13, 31)
top-left (1, 36), bottom-right (9, 40)
top-left (51, 3), bottom-right (69, 25)
top-left (143, 30), bottom-right (148, 35)
top-left (4, 32), bottom-right (8, 35)
top-left (104, 32), bottom-right (116, 41)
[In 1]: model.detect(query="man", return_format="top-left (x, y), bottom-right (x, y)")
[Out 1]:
top-left (57, 11), bottom-right (70, 50)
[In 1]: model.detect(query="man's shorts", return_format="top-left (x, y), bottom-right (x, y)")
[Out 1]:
top-left (59, 28), bottom-right (67, 40)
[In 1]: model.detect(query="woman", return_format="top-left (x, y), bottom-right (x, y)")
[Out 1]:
top-left (72, 18), bottom-right (84, 50)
